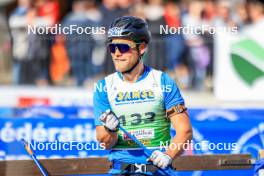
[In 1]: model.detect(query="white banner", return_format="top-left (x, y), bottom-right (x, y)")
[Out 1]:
top-left (0, 86), bottom-right (93, 107)
top-left (214, 20), bottom-right (264, 101)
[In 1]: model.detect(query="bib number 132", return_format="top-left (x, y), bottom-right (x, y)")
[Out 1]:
top-left (118, 112), bottom-right (156, 126)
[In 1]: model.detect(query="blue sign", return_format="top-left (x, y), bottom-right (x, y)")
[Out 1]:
top-left (0, 107), bottom-right (263, 176)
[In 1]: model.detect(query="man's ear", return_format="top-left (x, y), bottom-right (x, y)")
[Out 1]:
top-left (139, 42), bottom-right (147, 55)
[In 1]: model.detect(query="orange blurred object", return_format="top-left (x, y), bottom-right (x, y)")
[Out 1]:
top-left (18, 97), bottom-right (50, 107)
top-left (50, 35), bottom-right (70, 83)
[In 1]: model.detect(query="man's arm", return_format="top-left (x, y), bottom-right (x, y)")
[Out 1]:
top-left (147, 73), bottom-right (192, 169)
top-left (161, 72), bottom-right (192, 158)
top-left (96, 126), bottom-right (118, 149)
top-left (164, 110), bottom-right (193, 159)
top-left (147, 109), bottom-right (192, 169)
top-left (93, 80), bottom-right (119, 149)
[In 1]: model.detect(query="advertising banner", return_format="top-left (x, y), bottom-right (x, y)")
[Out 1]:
top-left (0, 107), bottom-right (263, 175)
top-left (214, 21), bottom-right (264, 100)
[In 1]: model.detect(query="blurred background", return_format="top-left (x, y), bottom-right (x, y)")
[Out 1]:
top-left (0, 0), bottom-right (263, 175)
top-left (0, 0), bottom-right (261, 89)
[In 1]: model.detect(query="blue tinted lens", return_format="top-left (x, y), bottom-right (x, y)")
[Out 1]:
top-left (108, 44), bottom-right (130, 53)
top-left (109, 44), bottom-right (116, 53)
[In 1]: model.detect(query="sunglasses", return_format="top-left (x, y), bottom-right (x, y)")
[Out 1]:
top-left (108, 43), bottom-right (138, 54)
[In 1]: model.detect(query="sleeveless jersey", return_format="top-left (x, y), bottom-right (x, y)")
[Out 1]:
top-left (105, 69), bottom-right (171, 149)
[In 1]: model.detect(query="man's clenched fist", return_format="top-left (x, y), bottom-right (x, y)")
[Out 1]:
top-left (100, 109), bottom-right (119, 132)
top-left (147, 150), bottom-right (172, 169)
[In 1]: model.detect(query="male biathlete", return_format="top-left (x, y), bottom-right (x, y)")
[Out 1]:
top-left (93, 16), bottom-right (193, 175)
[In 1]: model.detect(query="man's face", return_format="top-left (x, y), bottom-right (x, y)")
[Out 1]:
top-left (109, 39), bottom-right (139, 73)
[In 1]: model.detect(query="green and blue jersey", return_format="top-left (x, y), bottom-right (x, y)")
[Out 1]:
top-left (93, 65), bottom-right (184, 164)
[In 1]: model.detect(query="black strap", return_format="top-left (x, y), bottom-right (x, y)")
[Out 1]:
top-left (121, 163), bottom-right (159, 173)
top-left (166, 104), bottom-right (187, 118)
top-left (104, 125), bottom-right (119, 133)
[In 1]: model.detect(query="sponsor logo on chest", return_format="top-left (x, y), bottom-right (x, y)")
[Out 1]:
top-left (123, 129), bottom-right (155, 140)
top-left (115, 90), bottom-right (155, 102)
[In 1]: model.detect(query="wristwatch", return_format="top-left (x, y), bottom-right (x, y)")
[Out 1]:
top-left (104, 126), bottom-right (119, 133)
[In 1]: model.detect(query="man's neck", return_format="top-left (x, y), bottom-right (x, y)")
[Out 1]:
top-left (122, 62), bottom-right (145, 83)
top-left (253, 15), bottom-right (264, 24)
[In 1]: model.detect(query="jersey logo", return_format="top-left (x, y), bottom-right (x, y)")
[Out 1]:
top-left (123, 129), bottom-right (155, 141)
top-left (115, 90), bottom-right (155, 102)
